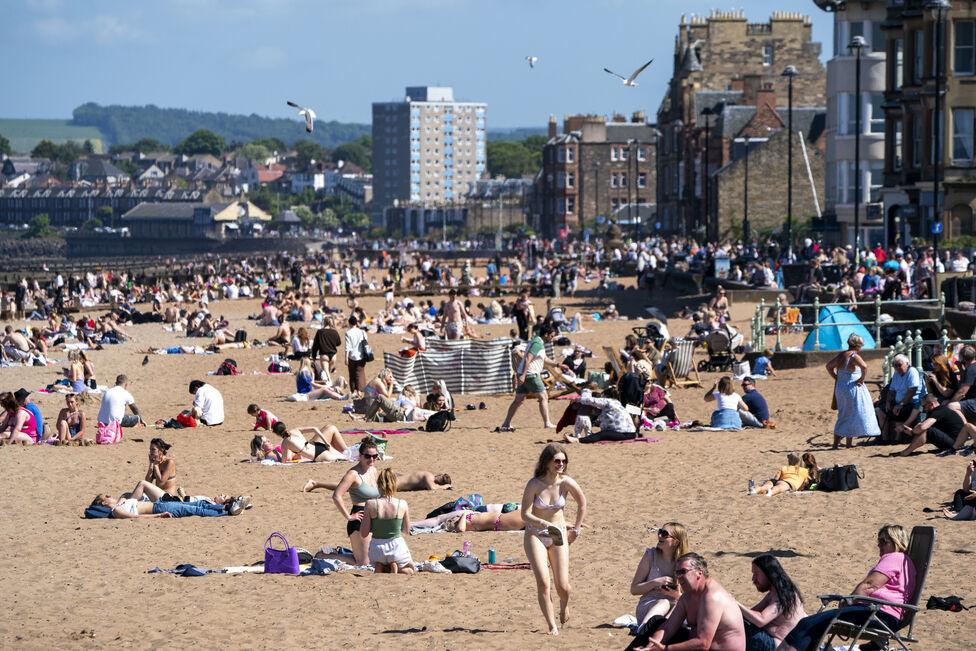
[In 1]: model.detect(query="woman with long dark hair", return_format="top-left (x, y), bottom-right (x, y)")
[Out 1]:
top-left (737, 554), bottom-right (806, 649)
top-left (520, 443), bottom-right (587, 635)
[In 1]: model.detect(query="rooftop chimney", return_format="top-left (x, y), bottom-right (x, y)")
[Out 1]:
top-left (548, 114), bottom-right (558, 139)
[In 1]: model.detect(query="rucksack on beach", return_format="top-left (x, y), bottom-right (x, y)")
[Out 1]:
top-left (215, 358), bottom-right (241, 376)
top-left (423, 409), bottom-right (455, 432)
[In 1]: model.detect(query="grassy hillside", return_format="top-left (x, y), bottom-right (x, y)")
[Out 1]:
top-left (0, 119), bottom-right (105, 154)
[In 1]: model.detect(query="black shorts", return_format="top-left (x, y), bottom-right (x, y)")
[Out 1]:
top-left (926, 427), bottom-right (956, 450)
top-left (346, 505), bottom-right (365, 536)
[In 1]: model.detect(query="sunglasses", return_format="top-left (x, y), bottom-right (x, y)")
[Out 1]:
top-left (657, 529), bottom-right (674, 539)
top-left (552, 458), bottom-right (567, 465)
top-left (362, 453), bottom-right (380, 460)
top-left (675, 568), bottom-right (692, 577)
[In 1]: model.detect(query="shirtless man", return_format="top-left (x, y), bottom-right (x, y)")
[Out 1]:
top-left (635, 552), bottom-right (746, 651)
top-left (303, 470), bottom-right (451, 493)
top-left (2, 326), bottom-right (33, 363)
top-left (441, 289), bottom-right (469, 340)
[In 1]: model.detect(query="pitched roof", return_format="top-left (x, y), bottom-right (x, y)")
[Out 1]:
top-left (123, 202), bottom-right (211, 220)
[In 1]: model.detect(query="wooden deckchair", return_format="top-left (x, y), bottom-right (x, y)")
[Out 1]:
top-left (660, 338), bottom-right (702, 389)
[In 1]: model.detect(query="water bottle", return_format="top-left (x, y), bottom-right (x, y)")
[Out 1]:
top-left (488, 546), bottom-right (496, 564)
top-left (462, 540), bottom-right (471, 556)
top-left (748, 479), bottom-right (756, 495)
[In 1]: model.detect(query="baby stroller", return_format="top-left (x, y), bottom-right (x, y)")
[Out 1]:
top-left (697, 328), bottom-right (737, 372)
top-left (632, 319), bottom-right (670, 351)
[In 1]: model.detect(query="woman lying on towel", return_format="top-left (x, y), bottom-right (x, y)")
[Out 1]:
top-left (92, 480), bottom-right (250, 518)
top-left (411, 507), bottom-right (525, 532)
top-left (304, 470), bottom-right (451, 493)
top-left (272, 421), bottom-right (350, 462)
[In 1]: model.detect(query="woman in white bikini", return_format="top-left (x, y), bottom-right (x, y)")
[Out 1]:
top-left (520, 443), bottom-right (587, 636)
top-left (271, 421), bottom-right (349, 462)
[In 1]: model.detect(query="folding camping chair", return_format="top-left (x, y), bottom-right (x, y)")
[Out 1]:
top-left (660, 338), bottom-right (703, 389)
top-left (816, 525), bottom-right (934, 651)
top-left (603, 346), bottom-right (626, 378)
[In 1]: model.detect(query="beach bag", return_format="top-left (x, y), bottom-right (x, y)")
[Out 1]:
top-left (215, 358), bottom-right (240, 376)
top-left (424, 410), bottom-right (455, 432)
top-left (84, 504), bottom-right (113, 519)
top-left (96, 421), bottom-right (123, 445)
top-left (234, 329), bottom-right (248, 343)
top-left (818, 464), bottom-right (862, 492)
top-left (264, 532), bottom-right (300, 575)
top-left (733, 360), bottom-right (750, 377)
top-left (360, 337), bottom-right (375, 363)
top-left (440, 552), bottom-right (481, 574)
top-left (926, 595), bottom-right (970, 612)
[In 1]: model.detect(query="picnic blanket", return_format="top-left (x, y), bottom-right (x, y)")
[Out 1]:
top-left (384, 337), bottom-right (513, 395)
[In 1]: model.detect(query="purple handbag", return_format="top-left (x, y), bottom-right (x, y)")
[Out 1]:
top-left (264, 532), bottom-right (300, 575)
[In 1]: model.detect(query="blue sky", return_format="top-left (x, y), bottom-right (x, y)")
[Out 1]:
top-left (1, 0), bottom-right (833, 128)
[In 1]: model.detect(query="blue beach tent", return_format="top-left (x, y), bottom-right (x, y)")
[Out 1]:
top-left (803, 305), bottom-right (876, 351)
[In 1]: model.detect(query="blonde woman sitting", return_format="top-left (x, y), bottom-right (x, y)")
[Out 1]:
top-left (360, 468), bottom-right (414, 574)
top-left (630, 521), bottom-right (688, 627)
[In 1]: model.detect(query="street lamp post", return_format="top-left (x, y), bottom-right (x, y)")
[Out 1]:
top-left (743, 135), bottom-right (751, 244)
top-left (927, 0), bottom-right (951, 296)
top-left (701, 106), bottom-right (715, 242)
top-left (849, 35), bottom-right (866, 262)
top-left (782, 65), bottom-right (798, 259)
top-left (674, 119), bottom-right (684, 234)
top-left (627, 139), bottom-right (634, 237)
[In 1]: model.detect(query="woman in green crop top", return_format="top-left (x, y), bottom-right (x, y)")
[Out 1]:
top-left (331, 437), bottom-right (381, 565)
top-left (360, 468), bottom-right (413, 573)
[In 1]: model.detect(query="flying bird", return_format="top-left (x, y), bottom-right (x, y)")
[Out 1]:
top-left (603, 58), bottom-right (654, 87)
top-left (526, 56), bottom-right (539, 69)
top-left (286, 100), bottom-right (316, 133)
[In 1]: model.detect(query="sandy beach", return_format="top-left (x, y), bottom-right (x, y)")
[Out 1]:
top-left (0, 284), bottom-right (972, 650)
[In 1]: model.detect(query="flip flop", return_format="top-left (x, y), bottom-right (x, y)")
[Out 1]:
top-left (492, 426), bottom-right (515, 433)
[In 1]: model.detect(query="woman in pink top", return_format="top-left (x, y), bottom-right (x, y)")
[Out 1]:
top-left (0, 391), bottom-right (36, 444)
top-left (780, 524), bottom-right (916, 651)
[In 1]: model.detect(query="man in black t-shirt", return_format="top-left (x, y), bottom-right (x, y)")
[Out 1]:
top-left (896, 394), bottom-right (964, 456)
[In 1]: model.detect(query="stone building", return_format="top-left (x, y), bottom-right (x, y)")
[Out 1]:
top-left (880, 0), bottom-right (976, 244)
top-left (814, 0), bottom-right (889, 248)
top-left (538, 113), bottom-right (657, 239)
top-left (711, 94), bottom-right (826, 240)
top-left (657, 10), bottom-right (826, 235)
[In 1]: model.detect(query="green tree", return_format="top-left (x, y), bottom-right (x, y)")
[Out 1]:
top-left (175, 129), bottom-right (226, 156)
top-left (342, 211), bottom-right (370, 230)
top-left (294, 140), bottom-right (328, 170)
top-left (96, 205), bottom-right (114, 228)
top-left (293, 205), bottom-right (314, 226)
top-left (237, 142), bottom-right (272, 163)
top-left (24, 214), bottom-right (54, 239)
top-left (0, 133), bottom-right (11, 156)
top-left (487, 140), bottom-right (535, 178)
top-left (32, 139), bottom-right (59, 160)
top-left (250, 138), bottom-right (286, 153)
top-left (332, 134), bottom-right (372, 172)
top-left (109, 138), bottom-right (170, 155)
top-left (318, 207), bottom-right (338, 229)
top-left (83, 217), bottom-right (103, 231)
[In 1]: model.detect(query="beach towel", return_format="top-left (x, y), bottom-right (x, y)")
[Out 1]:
top-left (555, 392), bottom-right (580, 400)
top-left (342, 428), bottom-right (414, 437)
top-left (594, 436), bottom-right (661, 445)
top-left (483, 563), bottom-right (531, 570)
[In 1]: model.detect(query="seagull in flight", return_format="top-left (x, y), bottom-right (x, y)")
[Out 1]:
top-left (286, 100), bottom-right (316, 133)
top-left (526, 55), bottom-right (539, 69)
top-left (603, 58), bottom-right (654, 87)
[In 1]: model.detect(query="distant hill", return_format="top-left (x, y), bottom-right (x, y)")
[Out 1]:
top-left (0, 119), bottom-right (105, 154)
top-left (0, 104), bottom-right (547, 155)
top-left (70, 103), bottom-right (369, 150)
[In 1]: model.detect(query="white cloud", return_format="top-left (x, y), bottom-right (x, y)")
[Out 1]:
top-left (26, 0), bottom-right (64, 13)
top-left (35, 15), bottom-right (148, 45)
top-left (239, 45), bottom-right (288, 72)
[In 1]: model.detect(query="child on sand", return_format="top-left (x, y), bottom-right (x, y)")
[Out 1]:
top-left (750, 453), bottom-right (809, 497)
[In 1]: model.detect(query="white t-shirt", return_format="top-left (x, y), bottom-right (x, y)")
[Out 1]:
top-left (98, 385), bottom-right (134, 424)
top-left (114, 498), bottom-right (140, 517)
top-left (193, 384), bottom-right (225, 425)
top-left (345, 327), bottom-right (366, 361)
top-left (712, 391), bottom-right (741, 411)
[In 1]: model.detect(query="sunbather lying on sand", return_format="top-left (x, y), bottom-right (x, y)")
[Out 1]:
top-left (92, 480), bottom-right (250, 518)
top-left (411, 507), bottom-right (525, 532)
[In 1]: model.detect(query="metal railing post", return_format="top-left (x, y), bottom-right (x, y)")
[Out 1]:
top-left (941, 329), bottom-right (950, 356)
top-left (882, 350), bottom-right (892, 384)
top-left (874, 295), bottom-right (882, 345)
top-left (939, 291), bottom-right (946, 332)
top-left (913, 329), bottom-right (923, 372)
top-left (758, 299), bottom-right (766, 351)
top-left (774, 297), bottom-right (782, 352)
top-left (813, 296), bottom-right (820, 352)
